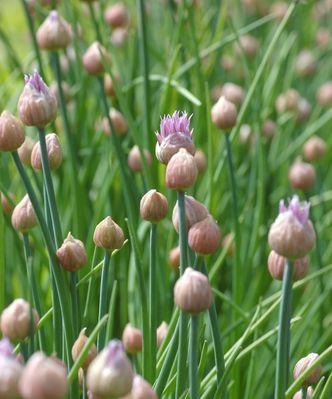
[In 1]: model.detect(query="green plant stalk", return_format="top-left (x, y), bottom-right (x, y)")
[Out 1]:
top-left (274, 260), bottom-right (293, 399)
top-left (320, 371), bottom-right (332, 399)
top-left (88, 2), bottom-right (103, 43)
top-left (189, 315), bottom-right (199, 399)
top-left (105, 280), bottom-right (118, 343)
top-left (83, 246), bottom-right (98, 321)
top-left (149, 223), bottom-right (157, 381)
top-left (176, 191), bottom-right (188, 397)
top-left (97, 250), bottom-right (111, 350)
top-left (301, 387), bottom-right (307, 399)
top-left (0, 203), bottom-right (4, 313)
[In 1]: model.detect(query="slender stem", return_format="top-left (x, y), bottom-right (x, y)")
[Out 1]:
top-left (149, 223), bottom-right (157, 381)
top-left (189, 315), bottom-right (199, 399)
top-left (274, 260), bottom-right (293, 399)
top-left (301, 387), bottom-right (307, 399)
top-left (97, 250), bottom-right (111, 350)
top-left (176, 191), bottom-right (188, 397)
top-left (88, 2), bottom-right (103, 44)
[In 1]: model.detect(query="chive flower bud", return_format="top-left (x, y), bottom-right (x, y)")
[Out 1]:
top-left (83, 42), bottom-right (111, 75)
top-left (72, 328), bottom-right (97, 369)
top-left (31, 133), bottom-right (62, 171)
top-left (157, 321), bottom-right (168, 348)
top-left (18, 137), bottom-right (36, 166)
top-left (104, 2), bottom-right (129, 28)
top-left (19, 352), bottom-right (68, 399)
top-left (194, 149), bottom-right (207, 174)
top-left (0, 111), bottom-right (25, 152)
top-left (0, 338), bottom-right (23, 399)
top-left (140, 189), bottom-right (168, 223)
top-left (37, 11), bottom-right (72, 51)
top-left (172, 195), bottom-right (209, 233)
top-left (267, 251), bottom-right (309, 281)
top-left (188, 215), bottom-right (221, 255)
top-left (0, 299), bottom-right (39, 342)
top-left (165, 148), bottom-right (198, 190)
top-left (293, 387), bottom-right (314, 399)
top-left (235, 34), bottom-right (259, 58)
top-left (288, 159), bottom-right (316, 192)
top-left (1, 192), bottom-right (15, 216)
top-left (93, 216), bottom-right (125, 250)
top-left (316, 28), bottom-right (330, 48)
top-left (122, 375), bottom-right (158, 399)
top-left (174, 267), bottom-right (212, 314)
top-left (316, 81), bottom-right (332, 106)
top-left (18, 72), bottom-right (57, 128)
top-left (303, 136), bottom-right (326, 162)
top-left (295, 50), bottom-right (316, 78)
top-left (168, 246), bottom-right (180, 270)
top-left (155, 111), bottom-right (195, 164)
top-left (122, 324), bottom-right (143, 354)
top-left (102, 108), bottom-right (128, 136)
top-left (293, 353), bottom-right (322, 386)
top-left (211, 96), bottom-right (237, 130)
top-left (87, 340), bottom-right (134, 398)
top-left (127, 145), bottom-right (152, 173)
top-left (104, 74), bottom-right (117, 97)
top-left (275, 89), bottom-right (299, 114)
top-left (11, 194), bottom-right (37, 233)
top-left (220, 82), bottom-right (245, 107)
top-left (56, 233), bottom-right (87, 272)
top-left (268, 195), bottom-right (316, 259)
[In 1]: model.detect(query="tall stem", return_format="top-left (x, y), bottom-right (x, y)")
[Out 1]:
top-left (97, 250), bottom-right (111, 350)
top-left (176, 191), bottom-right (188, 397)
top-left (274, 260), bottom-right (293, 399)
top-left (301, 387), bottom-right (307, 399)
top-left (149, 223), bottom-right (157, 381)
top-left (189, 315), bottom-right (199, 399)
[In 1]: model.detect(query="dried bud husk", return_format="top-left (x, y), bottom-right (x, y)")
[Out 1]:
top-left (157, 322), bottom-right (168, 348)
top-left (19, 352), bottom-right (68, 399)
top-left (87, 340), bottom-right (134, 398)
top-left (211, 96), bottom-right (237, 130)
top-left (104, 2), bottom-right (129, 28)
top-left (172, 195), bottom-right (209, 233)
top-left (267, 251), bottom-right (309, 281)
top-left (140, 189), bottom-right (168, 223)
top-left (174, 267), bottom-right (212, 314)
top-left (0, 111), bottom-right (25, 152)
top-left (11, 195), bottom-right (37, 232)
top-left (31, 133), bottom-right (62, 171)
top-left (169, 246), bottom-right (180, 270)
top-left (18, 137), bottom-right (36, 166)
top-left (288, 159), bottom-right (316, 191)
top-left (188, 215), bottom-right (221, 255)
top-left (1, 192), bottom-right (15, 216)
top-left (0, 299), bottom-right (39, 342)
top-left (194, 149), bottom-right (207, 174)
top-left (293, 353), bottom-right (322, 386)
top-left (165, 148), bottom-right (198, 190)
top-left (93, 216), bottom-right (124, 250)
top-left (83, 42), bottom-right (111, 75)
top-left (37, 11), bottom-right (72, 51)
top-left (72, 328), bottom-right (97, 369)
top-left (56, 233), bottom-right (87, 272)
top-left (122, 324), bottom-right (143, 354)
top-left (127, 145), bottom-right (152, 173)
top-left (303, 136), bottom-right (326, 162)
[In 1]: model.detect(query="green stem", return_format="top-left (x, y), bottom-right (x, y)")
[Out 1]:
top-left (176, 190), bottom-right (188, 397)
top-left (274, 260), bottom-right (293, 399)
top-left (88, 2), bottom-right (103, 44)
top-left (97, 250), bottom-right (111, 350)
top-left (149, 223), bottom-right (157, 381)
top-left (301, 387), bottom-right (307, 399)
top-left (189, 315), bottom-right (199, 399)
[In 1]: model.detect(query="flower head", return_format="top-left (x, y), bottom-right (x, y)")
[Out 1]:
top-left (0, 338), bottom-right (14, 358)
top-left (155, 111), bottom-right (195, 164)
top-left (279, 195), bottom-right (310, 225)
top-left (24, 72), bottom-right (48, 95)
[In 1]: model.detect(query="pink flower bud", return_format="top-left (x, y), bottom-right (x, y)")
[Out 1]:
top-left (303, 136), bottom-right (326, 162)
top-left (0, 299), bottom-right (39, 342)
top-left (56, 232), bottom-right (87, 272)
top-left (262, 119), bottom-right (277, 140)
top-left (271, 2), bottom-right (288, 21)
top-left (220, 82), bottom-right (245, 107)
top-left (288, 159), bottom-right (316, 191)
top-left (0, 338), bottom-right (24, 399)
top-left (104, 74), bottom-right (117, 97)
top-left (49, 81), bottom-right (72, 104)
top-left (155, 111), bottom-right (195, 164)
top-left (165, 148), bottom-right (198, 190)
top-left (83, 42), bottom-right (111, 75)
top-left (235, 34), bottom-right (259, 58)
top-left (18, 137), bottom-right (36, 166)
top-left (0, 111), bottom-right (25, 152)
top-left (102, 108), bottom-right (128, 136)
top-left (140, 189), bottom-right (168, 223)
top-left (18, 72), bottom-right (57, 128)
top-left (316, 81), bottom-right (332, 106)
top-left (122, 324), bottom-right (143, 354)
top-left (194, 149), bottom-right (207, 174)
top-left (188, 215), bottom-right (221, 255)
top-left (293, 387), bottom-right (314, 399)
top-left (295, 50), bottom-right (316, 78)
top-left (268, 196), bottom-right (316, 259)
top-left (127, 145), bottom-right (152, 173)
top-left (11, 194), bottom-right (37, 232)
top-left (267, 251), bottom-right (309, 281)
top-left (93, 216), bottom-right (125, 250)
top-left (72, 328), bottom-right (97, 369)
top-left (87, 340), bottom-right (134, 398)
top-left (174, 267), bottom-right (212, 314)
top-left (19, 352), bottom-right (68, 399)
top-left (296, 98), bottom-right (311, 124)
top-left (1, 192), bottom-right (15, 216)
top-left (157, 322), bottom-right (168, 348)
top-left (31, 133), bottom-right (62, 171)
top-left (220, 54), bottom-right (235, 72)
top-left (169, 246), bottom-right (180, 270)
top-left (104, 2), bottom-right (129, 28)
top-left (275, 89), bottom-right (299, 114)
top-left (211, 96), bottom-right (237, 130)
top-left (121, 375), bottom-right (158, 399)
top-left (239, 124), bottom-right (256, 146)
top-left (316, 28), bottom-right (330, 48)
top-left (37, 11), bottom-right (72, 51)
top-left (111, 27), bottom-right (129, 47)
top-left (293, 353), bottom-right (322, 386)
top-left (172, 195), bottom-right (209, 233)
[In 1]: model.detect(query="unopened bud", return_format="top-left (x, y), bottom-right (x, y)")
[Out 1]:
top-left (140, 189), bottom-right (168, 223)
top-left (0, 338), bottom-right (23, 399)
top-left (236, 34), bottom-right (259, 58)
top-left (104, 2), bottom-right (129, 28)
top-left (188, 215), bottom-right (221, 255)
top-left (211, 96), bottom-right (237, 130)
top-left (83, 42), bottom-right (111, 75)
top-left (275, 89), bottom-right (299, 114)
top-left (172, 195), bottom-right (209, 233)
top-left (293, 353), bottom-right (322, 386)
top-left (127, 145), bottom-right (152, 172)
top-left (267, 251), bottom-right (309, 281)
top-left (293, 387), bottom-right (314, 399)
top-left (93, 216), bottom-right (124, 250)
top-left (165, 148), bottom-right (198, 190)
top-left (72, 328), bottom-right (97, 369)
top-left (0, 111), bottom-right (25, 152)
top-left (122, 324), bottom-right (142, 354)
top-left (1, 192), bottom-right (15, 216)
top-left (316, 81), bottom-right (332, 106)
top-left (316, 28), bottom-right (330, 49)
top-left (18, 137), bottom-right (36, 166)
top-left (104, 74), bottom-right (117, 97)
top-left (303, 136), bottom-right (326, 162)
top-left (122, 375), bottom-right (158, 399)
top-left (0, 299), bottom-right (39, 342)
top-left (194, 149), bottom-right (207, 174)
top-left (37, 11), bottom-right (72, 51)
top-left (288, 159), bottom-right (316, 191)
top-left (11, 194), bottom-right (37, 232)
top-left (262, 119), bottom-right (277, 140)
top-left (111, 27), bottom-right (128, 47)
top-left (31, 133), bottom-right (62, 171)
top-left (295, 50), bottom-right (316, 78)
top-left (56, 233), bottom-right (87, 272)
top-left (157, 322), bottom-right (168, 348)
top-left (220, 83), bottom-right (245, 107)
top-left (169, 246), bottom-right (180, 270)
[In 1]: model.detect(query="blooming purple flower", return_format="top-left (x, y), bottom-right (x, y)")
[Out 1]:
top-left (156, 111), bottom-right (193, 144)
top-left (106, 339), bottom-right (125, 364)
top-left (24, 71), bottom-right (48, 95)
top-left (279, 195), bottom-right (310, 225)
top-left (0, 338), bottom-right (14, 358)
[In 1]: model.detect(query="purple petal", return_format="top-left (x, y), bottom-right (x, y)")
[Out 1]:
top-left (24, 71), bottom-right (48, 94)
top-left (0, 338), bottom-right (14, 358)
top-left (278, 195), bottom-right (310, 224)
top-left (156, 110), bottom-right (193, 144)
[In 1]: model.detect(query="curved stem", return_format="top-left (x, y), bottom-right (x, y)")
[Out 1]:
top-left (189, 315), bottom-right (199, 399)
top-left (149, 223), bottom-right (157, 381)
top-left (274, 260), bottom-right (293, 399)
